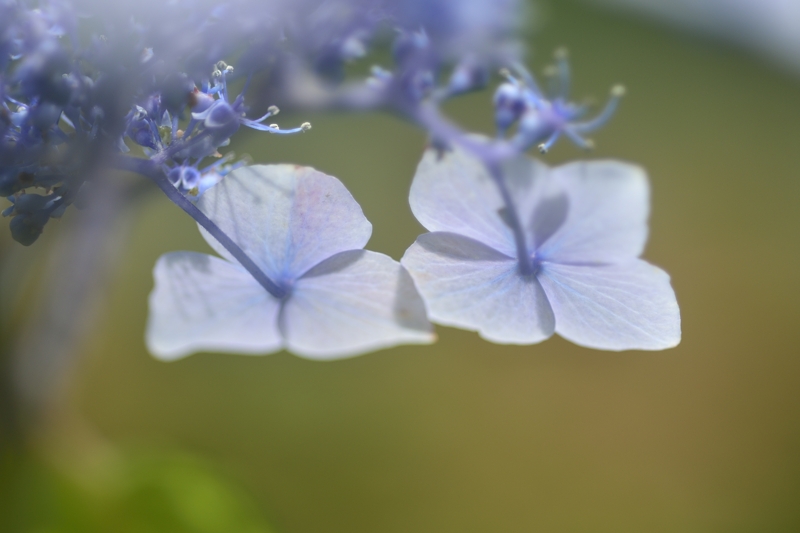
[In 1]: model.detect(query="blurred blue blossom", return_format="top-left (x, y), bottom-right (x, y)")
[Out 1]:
top-left (401, 142), bottom-right (681, 350)
top-left (1, 0), bottom-right (521, 245)
top-left (147, 164), bottom-right (434, 360)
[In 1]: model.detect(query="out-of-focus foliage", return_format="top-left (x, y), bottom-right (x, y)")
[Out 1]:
top-left (0, 452), bottom-right (276, 533)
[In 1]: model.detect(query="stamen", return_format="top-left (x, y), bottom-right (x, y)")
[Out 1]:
top-left (554, 47), bottom-right (570, 98)
top-left (537, 131), bottom-right (561, 153)
top-left (250, 105), bottom-right (279, 123)
top-left (510, 61), bottom-right (543, 97)
top-left (572, 85), bottom-right (626, 134)
top-left (563, 128), bottom-right (595, 150)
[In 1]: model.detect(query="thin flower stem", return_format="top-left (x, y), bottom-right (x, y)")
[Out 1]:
top-left (114, 156), bottom-right (288, 299)
top-left (412, 102), bottom-right (533, 274)
top-left (412, 101), bottom-right (516, 164)
top-left (487, 162), bottom-right (533, 275)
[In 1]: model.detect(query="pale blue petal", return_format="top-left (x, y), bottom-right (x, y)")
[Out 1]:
top-left (281, 250), bottom-right (434, 360)
top-left (146, 252), bottom-right (282, 360)
top-left (401, 232), bottom-right (555, 344)
top-left (501, 155), bottom-right (564, 252)
top-left (537, 260), bottom-right (681, 351)
top-left (410, 143), bottom-right (580, 258)
top-left (536, 161), bottom-right (649, 263)
top-left (409, 144), bottom-right (519, 257)
top-left (197, 164), bottom-right (372, 281)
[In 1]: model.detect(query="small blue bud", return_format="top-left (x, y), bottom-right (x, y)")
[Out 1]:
top-left (188, 87), bottom-right (215, 113)
top-left (15, 40), bottom-right (72, 106)
top-left (447, 61), bottom-right (488, 96)
top-left (13, 193), bottom-right (51, 214)
top-left (168, 165), bottom-right (201, 191)
top-left (10, 212), bottom-right (47, 246)
top-left (192, 99), bottom-right (241, 144)
top-left (392, 30), bottom-right (430, 67)
top-left (127, 117), bottom-right (158, 149)
top-left (493, 82), bottom-right (526, 134)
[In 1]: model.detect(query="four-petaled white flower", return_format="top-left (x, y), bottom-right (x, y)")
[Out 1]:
top-left (147, 164), bottom-right (434, 360)
top-left (401, 144), bottom-right (681, 350)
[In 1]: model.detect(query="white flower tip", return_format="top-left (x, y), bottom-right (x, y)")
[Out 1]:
top-left (611, 84), bottom-right (626, 97)
top-left (301, 122), bottom-right (312, 131)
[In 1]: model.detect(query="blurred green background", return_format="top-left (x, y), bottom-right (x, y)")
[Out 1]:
top-left (3, 0), bottom-right (800, 531)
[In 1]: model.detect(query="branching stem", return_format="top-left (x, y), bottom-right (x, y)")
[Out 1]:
top-left (113, 155), bottom-right (287, 299)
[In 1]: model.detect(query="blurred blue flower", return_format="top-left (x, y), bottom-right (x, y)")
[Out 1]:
top-left (147, 164), bottom-right (434, 360)
top-left (2, 0), bottom-right (524, 244)
top-left (401, 142), bottom-right (681, 351)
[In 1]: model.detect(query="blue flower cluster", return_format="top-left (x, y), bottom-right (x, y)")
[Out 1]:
top-left (1, 0), bottom-right (681, 355)
top-left (1, 0), bottom-right (521, 245)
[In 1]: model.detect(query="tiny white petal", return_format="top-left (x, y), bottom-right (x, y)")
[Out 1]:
top-left (282, 250), bottom-right (434, 359)
top-left (146, 252), bottom-right (282, 360)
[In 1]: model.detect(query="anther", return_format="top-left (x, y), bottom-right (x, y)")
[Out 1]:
top-left (301, 122), bottom-right (312, 131)
top-left (269, 123), bottom-right (279, 129)
top-left (611, 85), bottom-right (626, 97)
top-left (537, 143), bottom-right (548, 154)
top-left (267, 105), bottom-right (279, 115)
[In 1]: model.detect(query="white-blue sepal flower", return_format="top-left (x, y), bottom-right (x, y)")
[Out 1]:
top-left (401, 145), bottom-right (681, 351)
top-left (147, 164), bottom-right (434, 361)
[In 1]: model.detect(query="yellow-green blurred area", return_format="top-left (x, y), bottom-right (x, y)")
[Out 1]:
top-left (3, 0), bottom-right (800, 531)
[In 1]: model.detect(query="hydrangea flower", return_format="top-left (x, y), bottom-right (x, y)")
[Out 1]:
top-left (147, 164), bottom-right (434, 360)
top-left (401, 143), bottom-right (681, 350)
